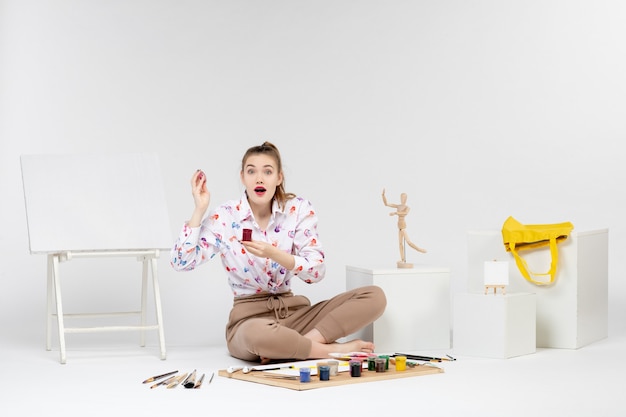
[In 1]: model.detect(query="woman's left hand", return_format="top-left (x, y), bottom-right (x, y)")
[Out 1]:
top-left (241, 240), bottom-right (276, 259)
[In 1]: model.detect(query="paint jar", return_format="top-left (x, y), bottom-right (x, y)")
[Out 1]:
top-left (316, 361), bottom-right (329, 378)
top-left (349, 360), bottom-right (362, 377)
top-left (375, 358), bottom-right (386, 372)
top-left (327, 360), bottom-right (339, 376)
top-left (378, 355), bottom-right (390, 370)
top-left (299, 367), bottom-right (311, 383)
top-left (367, 356), bottom-right (376, 371)
top-left (395, 355), bottom-right (407, 371)
top-left (319, 365), bottom-right (330, 381)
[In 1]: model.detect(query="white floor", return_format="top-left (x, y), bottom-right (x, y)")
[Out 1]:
top-left (2, 333), bottom-right (625, 417)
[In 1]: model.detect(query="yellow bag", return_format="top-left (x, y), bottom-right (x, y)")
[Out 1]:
top-left (501, 216), bottom-right (574, 286)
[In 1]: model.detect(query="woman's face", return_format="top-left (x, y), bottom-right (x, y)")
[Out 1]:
top-left (241, 153), bottom-right (283, 208)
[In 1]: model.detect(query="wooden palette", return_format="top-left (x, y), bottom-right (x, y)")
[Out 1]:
top-left (218, 362), bottom-right (444, 391)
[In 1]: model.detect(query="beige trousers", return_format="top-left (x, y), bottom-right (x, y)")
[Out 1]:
top-left (225, 285), bottom-right (386, 361)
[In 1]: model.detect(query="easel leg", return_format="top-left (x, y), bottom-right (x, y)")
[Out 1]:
top-left (151, 257), bottom-right (167, 360)
top-left (51, 255), bottom-right (67, 364)
top-left (140, 258), bottom-right (148, 347)
top-left (46, 255), bottom-right (53, 351)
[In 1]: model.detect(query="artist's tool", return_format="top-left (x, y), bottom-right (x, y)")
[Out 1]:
top-left (166, 372), bottom-right (188, 389)
top-left (227, 366), bottom-right (243, 374)
top-left (183, 370), bottom-right (197, 388)
top-left (328, 352), bottom-right (376, 361)
top-left (262, 373), bottom-right (299, 380)
top-left (208, 372), bottom-right (215, 384)
top-left (142, 370), bottom-right (178, 384)
top-left (242, 364), bottom-right (293, 374)
top-left (150, 374), bottom-right (178, 389)
top-left (394, 353), bottom-right (456, 362)
top-left (193, 373), bottom-right (205, 389)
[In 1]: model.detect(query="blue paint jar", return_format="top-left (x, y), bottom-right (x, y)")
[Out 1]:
top-left (299, 367), bottom-right (311, 383)
top-left (319, 365), bottom-right (330, 381)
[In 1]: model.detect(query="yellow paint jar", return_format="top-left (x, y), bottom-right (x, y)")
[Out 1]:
top-left (395, 355), bottom-right (407, 371)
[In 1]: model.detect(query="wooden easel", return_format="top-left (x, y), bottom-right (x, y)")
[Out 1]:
top-left (47, 250), bottom-right (166, 364)
top-left (484, 284), bottom-right (506, 295)
top-left (21, 153), bottom-right (172, 363)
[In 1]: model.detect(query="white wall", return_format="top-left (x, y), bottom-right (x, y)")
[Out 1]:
top-left (1, 0), bottom-right (625, 349)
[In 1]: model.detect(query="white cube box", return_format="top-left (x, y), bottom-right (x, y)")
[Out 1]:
top-left (453, 292), bottom-right (536, 359)
top-left (346, 265), bottom-right (450, 352)
top-left (467, 229), bottom-right (608, 349)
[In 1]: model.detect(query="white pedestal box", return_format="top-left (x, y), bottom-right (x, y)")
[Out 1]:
top-left (345, 265), bottom-right (450, 352)
top-left (453, 292), bottom-right (536, 359)
top-left (467, 229), bottom-right (608, 349)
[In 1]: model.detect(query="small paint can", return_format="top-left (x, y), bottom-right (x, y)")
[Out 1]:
top-left (319, 365), bottom-right (330, 381)
top-left (327, 360), bottom-right (339, 376)
top-left (300, 367), bottom-right (311, 383)
top-left (375, 358), bottom-right (386, 372)
top-left (367, 356), bottom-right (376, 371)
top-left (316, 361), bottom-right (329, 378)
top-left (378, 355), bottom-right (390, 370)
top-left (395, 355), bottom-right (407, 371)
top-left (349, 360), bottom-right (362, 377)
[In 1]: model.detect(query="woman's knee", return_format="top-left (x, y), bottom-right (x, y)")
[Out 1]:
top-left (368, 285), bottom-right (387, 314)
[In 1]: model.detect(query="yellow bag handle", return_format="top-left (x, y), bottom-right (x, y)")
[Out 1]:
top-left (507, 237), bottom-right (559, 285)
top-left (502, 216), bottom-right (574, 286)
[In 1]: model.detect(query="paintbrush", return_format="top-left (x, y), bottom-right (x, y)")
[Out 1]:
top-left (166, 372), bottom-right (188, 389)
top-left (183, 370), bottom-right (197, 388)
top-left (150, 374), bottom-right (178, 389)
top-left (142, 370), bottom-right (178, 384)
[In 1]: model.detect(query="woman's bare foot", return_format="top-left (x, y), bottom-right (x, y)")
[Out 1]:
top-left (308, 338), bottom-right (375, 358)
top-left (303, 328), bottom-right (376, 358)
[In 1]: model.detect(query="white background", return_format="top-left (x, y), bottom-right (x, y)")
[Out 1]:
top-left (1, 0), bottom-right (625, 351)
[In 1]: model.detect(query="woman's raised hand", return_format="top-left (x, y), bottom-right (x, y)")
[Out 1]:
top-left (191, 169), bottom-right (210, 212)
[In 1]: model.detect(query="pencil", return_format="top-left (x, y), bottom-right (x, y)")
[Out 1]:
top-left (142, 370), bottom-right (178, 384)
top-left (193, 373), bottom-right (205, 389)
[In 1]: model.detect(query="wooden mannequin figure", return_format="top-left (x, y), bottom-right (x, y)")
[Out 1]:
top-left (382, 189), bottom-right (427, 268)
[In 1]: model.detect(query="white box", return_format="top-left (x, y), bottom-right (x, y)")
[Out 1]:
top-left (453, 292), bottom-right (536, 359)
top-left (346, 265), bottom-right (450, 352)
top-left (467, 229), bottom-right (608, 349)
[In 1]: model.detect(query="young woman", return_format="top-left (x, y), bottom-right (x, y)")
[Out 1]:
top-left (170, 142), bottom-right (386, 363)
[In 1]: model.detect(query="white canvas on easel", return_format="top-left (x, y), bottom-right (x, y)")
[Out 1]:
top-left (21, 152), bottom-right (173, 363)
top-left (21, 153), bottom-right (172, 253)
top-left (483, 260), bottom-right (509, 295)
